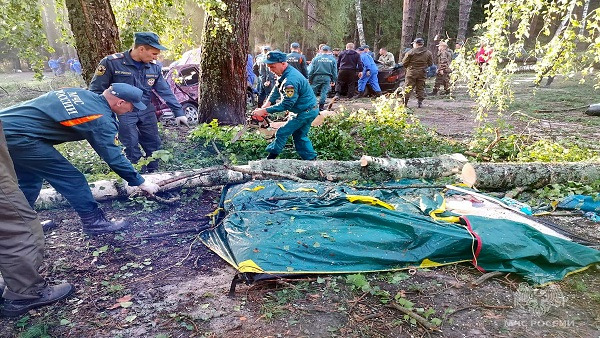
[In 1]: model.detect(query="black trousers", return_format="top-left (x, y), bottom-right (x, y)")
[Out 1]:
top-left (335, 69), bottom-right (359, 98)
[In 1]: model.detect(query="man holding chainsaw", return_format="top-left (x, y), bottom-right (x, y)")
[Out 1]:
top-left (251, 51), bottom-right (319, 160)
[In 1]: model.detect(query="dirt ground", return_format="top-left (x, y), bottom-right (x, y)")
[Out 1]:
top-left (0, 73), bottom-right (599, 337)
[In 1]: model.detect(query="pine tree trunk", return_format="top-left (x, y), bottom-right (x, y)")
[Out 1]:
top-left (427, 0), bottom-right (437, 51)
top-left (415, 0), bottom-right (429, 39)
top-left (197, 0), bottom-right (250, 125)
top-left (456, 0), bottom-right (473, 44)
top-left (428, 0), bottom-right (448, 62)
top-left (355, 0), bottom-right (366, 46)
top-left (64, 0), bottom-right (121, 84)
top-left (401, 0), bottom-right (417, 59)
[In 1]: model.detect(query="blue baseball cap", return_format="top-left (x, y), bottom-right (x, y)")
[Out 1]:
top-left (109, 83), bottom-right (146, 110)
top-left (357, 47), bottom-right (365, 51)
top-left (134, 32), bottom-right (167, 51)
top-left (264, 51), bottom-right (288, 64)
top-left (361, 45), bottom-right (370, 49)
top-left (322, 45), bottom-right (331, 51)
top-left (262, 45), bottom-right (272, 51)
top-left (290, 42), bottom-right (300, 49)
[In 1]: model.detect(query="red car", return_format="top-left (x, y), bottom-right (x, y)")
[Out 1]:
top-left (152, 64), bottom-right (200, 124)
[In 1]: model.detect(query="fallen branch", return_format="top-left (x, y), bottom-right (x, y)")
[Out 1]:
top-left (535, 105), bottom-right (588, 113)
top-left (472, 271), bottom-right (504, 286)
top-left (387, 303), bottom-right (441, 332)
top-left (141, 223), bottom-right (211, 239)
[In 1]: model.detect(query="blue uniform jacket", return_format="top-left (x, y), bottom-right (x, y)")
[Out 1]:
top-left (308, 54), bottom-right (338, 83)
top-left (266, 65), bottom-right (317, 115)
top-left (0, 88), bottom-right (144, 186)
top-left (89, 50), bottom-right (184, 117)
top-left (360, 53), bottom-right (378, 72)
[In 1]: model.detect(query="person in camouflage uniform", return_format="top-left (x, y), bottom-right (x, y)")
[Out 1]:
top-left (432, 41), bottom-right (453, 95)
top-left (402, 38), bottom-right (433, 108)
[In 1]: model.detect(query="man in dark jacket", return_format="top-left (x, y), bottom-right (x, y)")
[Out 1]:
top-left (402, 38), bottom-right (433, 108)
top-left (334, 43), bottom-right (363, 99)
top-left (287, 42), bottom-right (308, 78)
top-left (0, 83), bottom-right (160, 235)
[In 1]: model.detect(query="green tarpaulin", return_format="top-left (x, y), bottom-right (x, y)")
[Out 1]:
top-left (200, 180), bottom-right (600, 285)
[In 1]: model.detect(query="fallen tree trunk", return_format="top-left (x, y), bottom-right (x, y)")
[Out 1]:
top-left (34, 154), bottom-right (600, 209)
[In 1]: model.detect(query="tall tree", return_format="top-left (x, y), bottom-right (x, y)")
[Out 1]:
top-left (64, 0), bottom-right (120, 83)
top-left (401, 0), bottom-right (417, 58)
top-left (415, 0), bottom-right (430, 39)
top-left (456, 0), bottom-right (473, 44)
top-left (355, 0), bottom-right (366, 46)
top-left (428, 0), bottom-right (448, 61)
top-left (198, 0), bottom-right (250, 125)
top-left (579, 0), bottom-right (591, 35)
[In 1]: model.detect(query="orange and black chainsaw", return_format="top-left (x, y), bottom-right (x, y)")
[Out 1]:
top-left (230, 114), bottom-right (271, 143)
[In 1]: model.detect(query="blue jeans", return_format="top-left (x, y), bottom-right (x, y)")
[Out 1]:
top-left (266, 108), bottom-right (319, 160)
top-left (7, 137), bottom-right (98, 215)
top-left (117, 109), bottom-right (161, 171)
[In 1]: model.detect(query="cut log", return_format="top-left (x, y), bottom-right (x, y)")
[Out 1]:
top-left (34, 154), bottom-right (600, 209)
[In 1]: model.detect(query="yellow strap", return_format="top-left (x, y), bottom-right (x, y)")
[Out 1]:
top-left (238, 260), bottom-right (264, 273)
top-left (419, 258), bottom-right (443, 268)
top-left (224, 185), bottom-right (265, 204)
top-left (346, 195), bottom-right (395, 210)
top-left (426, 194), bottom-right (461, 223)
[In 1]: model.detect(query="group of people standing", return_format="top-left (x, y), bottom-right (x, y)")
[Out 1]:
top-left (48, 56), bottom-right (81, 75)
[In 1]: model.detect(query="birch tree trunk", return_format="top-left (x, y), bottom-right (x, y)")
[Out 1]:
top-left (64, 0), bottom-right (121, 84)
top-left (552, 0), bottom-right (577, 40)
top-left (34, 155), bottom-right (600, 209)
top-left (355, 0), bottom-right (366, 47)
top-left (579, 0), bottom-right (590, 36)
top-left (456, 0), bottom-right (473, 44)
top-left (401, 0), bottom-right (417, 59)
top-left (198, 0), bottom-right (250, 125)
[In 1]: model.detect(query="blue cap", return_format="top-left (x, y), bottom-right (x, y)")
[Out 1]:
top-left (357, 47), bottom-right (365, 51)
top-left (290, 42), bottom-right (300, 49)
top-left (264, 51), bottom-right (288, 64)
top-left (134, 32), bottom-right (167, 51)
top-left (262, 45), bottom-right (272, 51)
top-left (322, 45), bottom-right (331, 51)
top-left (362, 45), bottom-right (370, 49)
top-left (109, 83), bottom-right (146, 110)
top-left (412, 38), bottom-right (425, 44)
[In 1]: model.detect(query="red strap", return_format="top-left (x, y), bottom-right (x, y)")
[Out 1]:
top-left (460, 216), bottom-right (485, 272)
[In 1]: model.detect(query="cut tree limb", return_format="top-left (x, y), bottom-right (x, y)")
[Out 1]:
top-left (34, 154), bottom-right (600, 209)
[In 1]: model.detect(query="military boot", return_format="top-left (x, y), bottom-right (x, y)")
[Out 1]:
top-left (357, 91), bottom-right (366, 98)
top-left (80, 209), bottom-right (129, 235)
top-left (430, 88), bottom-right (438, 96)
top-left (41, 220), bottom-right (57, 233)
top-left (2, 283), bottom-right (74, 317)
top-left (266, 152), bottom-right (279, 159)
top-left (417, 100), bottom-right (423, 108)
top-left (318, 103), bottom-right (325, 111)
top-left (375, 91), bottom-right (383, 97)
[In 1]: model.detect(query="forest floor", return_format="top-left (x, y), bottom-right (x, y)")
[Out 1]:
top-left (0, 72), bottom-right (599, 338)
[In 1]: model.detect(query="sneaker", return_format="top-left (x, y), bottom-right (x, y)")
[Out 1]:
top-left (2, 283), bottom-right (74, 317)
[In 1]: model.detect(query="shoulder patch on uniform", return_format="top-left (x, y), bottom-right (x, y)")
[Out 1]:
top-left (284, 85), bottom-right (295, 98)
top-left (95, 64), bottom-right (106, 76)
top-left (107, 53), bottom-right (125, 61)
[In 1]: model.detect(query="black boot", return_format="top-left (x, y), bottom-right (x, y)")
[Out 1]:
top-left (1, 283), bottom-right (74, 317)
top-left (266, 152), bottom-right (279, 159)
top-left (417, 100), bottom-right (423, 108)
top-left (41, 220), bottom-right (57, 232)
top-left (357, 91), bottom-right (366, 98)
top-left (318, 103), bottom-right (325, 111)
top-left (375, 91), bottom-right (383, 97)
top-left (430, 88), bottom-right (438, 96)
top-left (80, 209), bottom-right (129, 235)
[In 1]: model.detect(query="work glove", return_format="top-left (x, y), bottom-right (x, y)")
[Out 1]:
top-left (139, 181), bottom-right (160, 195)
top-left (175, 116), bottom-right (189, 127)
top-left (252, 109), bottom-right (268, 122)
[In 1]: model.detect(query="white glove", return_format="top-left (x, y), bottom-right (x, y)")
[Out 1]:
top-left (175, 116), bottom-right (189, 127)
top-left (139, 181), bottom-right (160, 195)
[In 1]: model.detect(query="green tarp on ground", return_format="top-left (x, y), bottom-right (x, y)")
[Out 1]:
top-left (200, 180), bottom-right (600, 285)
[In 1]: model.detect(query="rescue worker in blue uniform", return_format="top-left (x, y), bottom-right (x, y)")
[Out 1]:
top-left (287, 42), bottom-right (308, 78)
top-left (253, 46), bottom-right (276, 107)
top-left (0, 83), bottom-right (161, 235)
top-left (252, 51), bottom-right (319, 160)
top-left (308, 45), bottom-right (337, 111)
top-left (357, 47), bottom-right (382, 97)
top-left (89, 32), bottom-right (188, 173)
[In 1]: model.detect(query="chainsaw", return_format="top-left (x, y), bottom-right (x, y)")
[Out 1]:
top-left (230, 114), bottom-right (271, 143)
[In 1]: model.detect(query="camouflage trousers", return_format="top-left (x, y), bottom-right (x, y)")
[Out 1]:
top-left (434, 72), bottom-right (450, 92)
